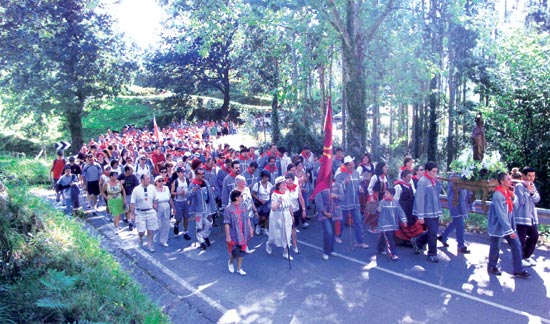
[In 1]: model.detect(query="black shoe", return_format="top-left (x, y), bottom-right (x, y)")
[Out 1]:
top-left (437, 235), bottom-right (449, 247)
top-left (173, 225), bottom-right (179, 236)
top-left (200, 243), bottom-right (207, 250)
top-left (487, 266), bottom-right (502, 276)
top-left (427, 255), bottom-right (439, 263)
top-left (183, 233), bottom-right (191, 240)
top-left (514, 270), bottom-right (531, 279)
top-left (410, 237), bottom-right (420, 254)
top-left (205, 237), bottom-right (211, 247)
top-left (458, 247), bottom-right (471, 254)
top-left (128, 222), bottom-right (134, 231)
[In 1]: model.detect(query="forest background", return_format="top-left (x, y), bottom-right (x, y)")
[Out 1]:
top-left (1, 0), bottom-right (550, 207)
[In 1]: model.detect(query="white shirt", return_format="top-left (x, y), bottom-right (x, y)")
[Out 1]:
top-left (131, 184), bottom-right (157, 210)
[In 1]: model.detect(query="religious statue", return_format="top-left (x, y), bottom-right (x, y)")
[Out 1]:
top-left (471, 113), bottom-right (486, 161)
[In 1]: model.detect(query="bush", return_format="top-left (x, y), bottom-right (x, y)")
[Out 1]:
top-left (0, 160), bottom-right (169, 324)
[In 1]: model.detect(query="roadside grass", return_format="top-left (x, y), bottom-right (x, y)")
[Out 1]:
top-left (0, 157), bottom-right (169, 324)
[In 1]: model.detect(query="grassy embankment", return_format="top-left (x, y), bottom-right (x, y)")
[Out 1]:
top-left (0, 156), bottom-right (169, 324)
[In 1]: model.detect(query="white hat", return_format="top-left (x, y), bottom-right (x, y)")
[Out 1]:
top-left (275, 176), bottom-right (285, 185)
top-left (184, 151), bottom-right (192, 157)
top-left (343, 155), bottom-right (355, 164)
top-left (154, 175), bottom-right (164, 183)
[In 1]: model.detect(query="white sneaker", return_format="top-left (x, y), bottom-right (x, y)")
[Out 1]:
top-left (266, 242), bottom-right (272, 254)
top-left (522, 259), bottom-right (532, 267)
top-left (263, 229), bottom-right (269, 236)
top-left (302, 222), bottom-right (310, 229)
top-left (528, 257), bottom-right (537, 266)
top-left (227, 260), bottom-right (235, 273)
top-left (293, 246), bottom-right (299, 254)
top-left (335, 237), bottom-right (342, 244)
top-left (255, 225), bottom-right (260, 235)
top-left (237, 268), bottom-right (247, 276)
top-left (160, 242), bottom-right (169, 247)
top-left (322, 254), bottom-right (329, 261)
top-left (282, 253), bottom-right (294, 260)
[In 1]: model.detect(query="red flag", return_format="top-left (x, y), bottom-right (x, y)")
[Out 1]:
top-left (153, 114), bottom-right (163, 145)
top-left (310, 97), bottom-right (333, 200)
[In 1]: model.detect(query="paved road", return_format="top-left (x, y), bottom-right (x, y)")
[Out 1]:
top-left (71, 197), bottom-right (550, 324)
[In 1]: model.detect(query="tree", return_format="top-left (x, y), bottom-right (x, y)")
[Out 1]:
top-left (0, 0), bottom-right (136, 151)
top-left (322, 0), bottom-right (395, 158)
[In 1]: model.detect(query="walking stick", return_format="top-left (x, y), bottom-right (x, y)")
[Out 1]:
top-left (382, 230), bottom-right (394, 260)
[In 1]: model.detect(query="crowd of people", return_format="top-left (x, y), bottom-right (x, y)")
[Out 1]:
top-left (49, 120), bottom-right (541, 278)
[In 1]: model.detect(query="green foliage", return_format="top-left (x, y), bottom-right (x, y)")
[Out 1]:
top-left (0, 156), bottom-right (49, 186)
top-left (483, 28), bottom-right (550, 207)
top-left (0, 0), bottom-right (137, 150)
top-left (277, 114), bottom-right (323, 156)
top-left (0, 159), bottom-right (169, 324)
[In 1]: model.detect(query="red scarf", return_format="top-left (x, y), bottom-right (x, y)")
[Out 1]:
top-left (339, 165), bottom-right (352, 174)
top-left (301, 151), bottom-right (311, 160)
top-left (383, 196), bottom-right (393, 201)
top-left (264, 164), bottom-right (278, 172)
top-left (424, 173), bottom-right (436, 186)
top-left (394, 180), bottom-right (410, 187)
top-left (287, 183), bottom-right (297, 192)
top-left (192, 178), bottom-right (204, 186)
top-left (495, 185), bottom-right (514, 213)
top-left (246, 167), bottom-right (255, 175)
top-left (204, 164), bottom-right (213, 172)
top-left (273, 189), bottom-right (285, 195)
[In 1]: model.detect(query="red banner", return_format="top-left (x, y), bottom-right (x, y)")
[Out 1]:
top-left (310, 97), bottom-right (333, 200)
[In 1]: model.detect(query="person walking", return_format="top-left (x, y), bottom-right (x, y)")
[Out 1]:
top-left (130, 174), bottom-right (158, 252)
top-left (487, 172), bottom-right (530, 278)
top-left (411, 161), bottom-right (443, 263)
top-left (224, 190), bottom-right (253, 275)
top-left (188, 168), bottom-right (217, 250)
top-left (513, 167), bottom-right (540, 267)
top-left (102, 171), bottom-right (126, 234)
top-left (265, 176), bottom-right (294, 260)
top-left (56, 166), bottom-right (77, 215)
top-left (153, 175), bottom-right (175, 247)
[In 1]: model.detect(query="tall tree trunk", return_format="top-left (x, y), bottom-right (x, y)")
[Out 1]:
top-left (371, 85), bottom-right (380, 157)
top-left (66, 108), bottom-right (83, 154)
top-left (447, 68), bottom-right (457, 168)
top-left (221, 69), bottom-right (230, 119)
top-left (319, 64), bottom-right (326, 117)
top-left (325, 0), bottom-right (395, 158)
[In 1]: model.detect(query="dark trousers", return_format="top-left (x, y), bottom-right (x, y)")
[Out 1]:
top-left (415, 218), bottom-right (439, 256)
top-left (516, 224), bottom-right (539, 259)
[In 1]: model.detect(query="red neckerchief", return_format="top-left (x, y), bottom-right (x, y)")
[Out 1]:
top-left (400, 166), bottom-right (408, 171)
top-left (339, 165), bottom-right (352, 174)
top-left (394, 180), bottom-right (410, 187)
top-left (204, 165), bottom-right (213, 172)
top-left (287, 183), bottom-right (297, 192)
top-left (301, 151), bottom-right (311, 160)
top-left (264, 164), bottom-right (278, 172)
top-left (495, 185), bottom-right (513, 212)
top-left (220, 165), bottom-right (230, 174)
top-left (246, 167), bottom-right (255, 174)
top-left (383, 196), bottom-right (393, 201)
top-left (239, 154), bottom-right (249, 161)
top-left (229, 172), bottom-right (237, 178)
top-left (192, 178), bottom-right (204, 186)
top-left (424, 173), bottom-right (436, 186)
top-left (273, 189), bottom-right (285, 195)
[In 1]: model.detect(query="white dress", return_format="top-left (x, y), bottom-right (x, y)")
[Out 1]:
top-left (268, 190), bottom-right (293, 248)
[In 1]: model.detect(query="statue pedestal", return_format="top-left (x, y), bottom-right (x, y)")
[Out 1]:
top-left (445, 178), bottom-right (498, 213)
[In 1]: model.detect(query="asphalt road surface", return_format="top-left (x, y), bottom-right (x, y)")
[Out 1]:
top-left (69, 198), bottom-right (549, 324)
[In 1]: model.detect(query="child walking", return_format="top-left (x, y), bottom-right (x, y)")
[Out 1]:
top-left (377, 188), bottom-right (407, 260)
